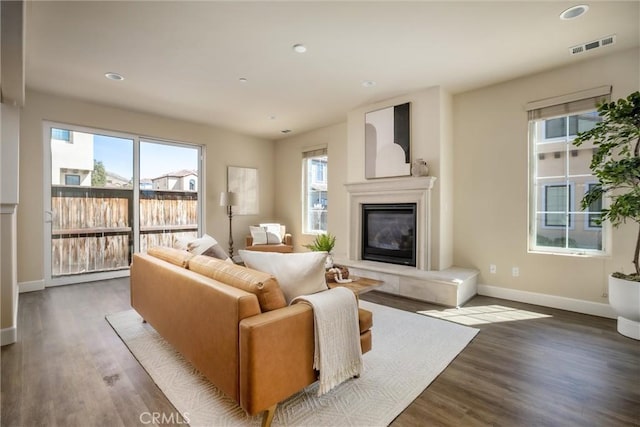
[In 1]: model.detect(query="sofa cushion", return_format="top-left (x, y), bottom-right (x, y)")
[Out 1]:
top-left (147, 246), bottom-right (193, 268)
top-left (238, 250), bottom-right (328, 304)
top-left (188, 255), bottom-right (286, 312)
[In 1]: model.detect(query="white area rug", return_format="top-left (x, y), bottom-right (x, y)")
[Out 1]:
top-left (107, 301), bottom-right (478, 427)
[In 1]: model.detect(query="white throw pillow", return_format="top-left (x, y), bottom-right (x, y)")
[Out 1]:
top-left (259, 223), bottom-right (283, 243)
top-left (239, 250), bottom-right (328, 303)
top-left (181, 234), bottom-right (231, 262)
top-left (173, 235), bottom-right (193, 250)
top-left (250, 225), bottom-right (281, 245)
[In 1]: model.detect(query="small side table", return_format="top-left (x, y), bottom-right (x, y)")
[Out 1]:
top-left (328, 277), bottom-right (383, 301)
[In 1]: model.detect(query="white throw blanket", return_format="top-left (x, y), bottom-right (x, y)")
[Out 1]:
top-left (292, 287), bottom-right (363, 396)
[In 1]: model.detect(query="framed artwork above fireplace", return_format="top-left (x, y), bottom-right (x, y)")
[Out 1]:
top-left (364, 102), bottom-right (411, 179)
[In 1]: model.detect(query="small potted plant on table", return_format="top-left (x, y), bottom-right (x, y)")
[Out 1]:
top-left (304, 232), bottom-right (339, 271)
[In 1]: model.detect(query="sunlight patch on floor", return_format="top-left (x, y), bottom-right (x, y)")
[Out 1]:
top-left (418, 305), bottom-right (552, 325)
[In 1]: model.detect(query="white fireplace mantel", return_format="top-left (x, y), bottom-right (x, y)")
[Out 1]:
top-left (345, 176), bottom-right (437, 271)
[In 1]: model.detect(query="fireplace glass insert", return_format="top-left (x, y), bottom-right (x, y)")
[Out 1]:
top-left (362, 203), bottom-right (416, 266)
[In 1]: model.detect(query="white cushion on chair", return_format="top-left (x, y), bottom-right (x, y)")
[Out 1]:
top-left (259, 223), bottom-right (284, 242)
top-left (250, 225), bottom-right (282, 245)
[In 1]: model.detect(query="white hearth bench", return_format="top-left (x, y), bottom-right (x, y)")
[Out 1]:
top-left (336, 258), bottom-right (479, 308)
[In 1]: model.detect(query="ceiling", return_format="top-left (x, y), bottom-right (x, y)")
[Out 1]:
top-left (25, 1), bottom-right (639, 140)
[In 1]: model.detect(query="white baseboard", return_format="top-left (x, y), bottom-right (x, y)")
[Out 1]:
top-left (478, 284), bottom-right (617, 319)
top-left (19, 280), bottom-right (45, 293)
top-left (1, 326), bottom-right (17, 346)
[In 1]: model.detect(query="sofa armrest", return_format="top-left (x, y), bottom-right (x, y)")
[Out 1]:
top-left (245, 235), bottom-right (254, 247)
top-left (239, 304), bottom-right (316, 415)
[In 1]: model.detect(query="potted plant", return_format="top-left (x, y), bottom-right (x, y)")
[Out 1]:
top-left (304, 233), bottom-right (337, 269)
top-left (573, 90), bottom-right (640, 339)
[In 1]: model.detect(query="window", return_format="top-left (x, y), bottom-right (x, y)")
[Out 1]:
top-left (52, 128), bottom-right (71, 142)
top-left (540, 113), bottom-right (600, 141)
top-left (544, 184), bottom-right (572, 227)
top-left (46, 122), bottom-right (204, 285)
top-left (527, 88), bottom-right (609, 254)
top-left (586, 183), bottom-right (602, 229)
top-left (302, 147), bottom-right (328, 233)
top-left (64, 174), bottom-right (81, 186)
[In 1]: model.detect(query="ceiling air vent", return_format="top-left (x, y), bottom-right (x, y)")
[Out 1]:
top-left (569, 34), bottom-right (616, 56)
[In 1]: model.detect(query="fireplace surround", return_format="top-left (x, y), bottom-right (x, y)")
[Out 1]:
top-left (342, 176), bottom-right (478, 307)
top-left (345, 176), bottom-right (436, 270)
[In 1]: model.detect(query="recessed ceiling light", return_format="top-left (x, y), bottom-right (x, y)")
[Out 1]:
top-left (239, 77), bottom-right (248, 83)
top-left (104, 72), bottom-right (124, 81)
top-left (281, 129), bottom-right (292, 134)
top-left (362, 80), bottom-right (376, 88)
top-left (560, 5), bottom-right (589, 20)
top-left (292, 44), bottom-right (307, 53)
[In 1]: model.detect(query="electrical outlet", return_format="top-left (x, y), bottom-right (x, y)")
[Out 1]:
top-left (512, 267), bottom-right (519, 277)
top-left (489, 264), bottom-right (497, 274)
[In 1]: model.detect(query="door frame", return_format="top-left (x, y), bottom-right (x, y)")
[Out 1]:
top-left (43, 121), bottom-right (205, 287)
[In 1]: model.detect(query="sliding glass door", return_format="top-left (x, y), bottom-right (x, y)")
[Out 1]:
top-left (139, 140), bottom-right (200, 251)
top-left (44, 123), bottom-right (203, 286)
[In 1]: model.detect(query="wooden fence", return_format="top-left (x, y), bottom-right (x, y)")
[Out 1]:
top-left (51, 235), bottom-right (130, 276)
top-left (140, 191), bottom-right (197, 228)
top-left (51, 186), bottom-right (198, 277)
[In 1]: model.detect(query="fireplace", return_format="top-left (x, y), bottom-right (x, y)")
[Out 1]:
top-left (346, 176), bottom-right (436, 270)
top-left (362, 203), bottom-right (417, 267)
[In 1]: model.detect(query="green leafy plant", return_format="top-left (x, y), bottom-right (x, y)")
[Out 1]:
top-left (573, 91), bottom-right (640, 281)
top-left (304, 233), bottom-right (336, 253)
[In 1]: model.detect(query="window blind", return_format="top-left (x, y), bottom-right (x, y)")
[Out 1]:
top-left (302, 147), bottom-right (327, 158)
top-left (526, 85), bottom-right (611, 120)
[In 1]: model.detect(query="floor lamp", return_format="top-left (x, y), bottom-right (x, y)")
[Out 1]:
top-left (219, 191), bottom-right (238, 258)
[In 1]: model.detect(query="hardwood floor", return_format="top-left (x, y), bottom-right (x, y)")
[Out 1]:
top-left (2, 278), bottom-right (639, 426)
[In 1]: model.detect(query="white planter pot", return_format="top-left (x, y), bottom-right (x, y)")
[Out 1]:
top-left (609, 274), bottom-right (640, 340)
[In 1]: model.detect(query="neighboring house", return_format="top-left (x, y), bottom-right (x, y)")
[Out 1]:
top-left (309, 157), bottom-right (327, 209)
top-left (50, 129), bottom-right (93, 186)
top-left (534, 116), bottom-right (603, 250)
top-left (105, 171), bottom-right (132, 188)
top-left (151, 169), bottom-right (198, 191)
top-left (139, 178), bottom-right (153, 190)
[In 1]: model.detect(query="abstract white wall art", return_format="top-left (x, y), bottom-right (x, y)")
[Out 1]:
top-left (227, 166), bottom-right (258, 215)
top-left (365, 102), bottom-right (411, 179)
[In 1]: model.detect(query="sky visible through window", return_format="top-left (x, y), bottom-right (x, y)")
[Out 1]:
top-left (92, 135), bottom-right (198, 181)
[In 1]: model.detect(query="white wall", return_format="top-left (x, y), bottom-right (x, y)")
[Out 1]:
top-left (275, 87), bottom-right (455, 271)
top-left (347, 86), bottom-right (454, 270)
top-left (274, 122), bottom-right (348, 255)
top-left (18, 89), bottom-right (275, 284)
top-left (453, 48), bottom-right (639, 304)
top-left (0, 0), bottom-right (24, 345)
top-left (1, 104), bottom-right (20, 345)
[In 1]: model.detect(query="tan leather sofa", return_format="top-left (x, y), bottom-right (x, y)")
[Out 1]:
top-left (130, 247), bottom-right (372, 426)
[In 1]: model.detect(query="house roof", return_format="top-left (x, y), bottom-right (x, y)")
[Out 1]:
top-left (25, 2), bottom-right (639, 140)
top-left (151, 170), bottom-right (198, 180)
top-left (106, 171), bottom-right (130, 183)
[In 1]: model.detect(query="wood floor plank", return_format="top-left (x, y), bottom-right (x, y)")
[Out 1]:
top-left (2, 278), bottom-right (639, 426)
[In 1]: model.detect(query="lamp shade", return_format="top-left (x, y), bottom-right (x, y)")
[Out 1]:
top-left (219, 191), bottom-right (237, 207)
